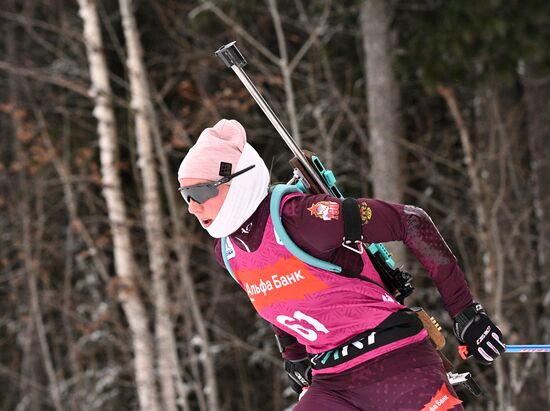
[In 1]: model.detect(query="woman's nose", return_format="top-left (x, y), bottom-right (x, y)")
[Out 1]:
top-left (188, 198), bottom-right (203, 214)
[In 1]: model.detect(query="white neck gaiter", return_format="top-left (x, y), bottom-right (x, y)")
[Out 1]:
top-left (206, 143), bottom-right (270, 238)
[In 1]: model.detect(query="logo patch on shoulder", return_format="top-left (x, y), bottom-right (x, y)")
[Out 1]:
top-left (358, 201), bottom-right (372, 224)
top-left (307, 201), bottom-right (339, 221)
top-left (225, 238), bottom-right (236, 260)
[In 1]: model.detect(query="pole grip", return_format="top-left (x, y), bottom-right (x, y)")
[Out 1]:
top-left (459, 344), bottom-right (550, 358)
top-left (215, 41), bottom-right (247, 68)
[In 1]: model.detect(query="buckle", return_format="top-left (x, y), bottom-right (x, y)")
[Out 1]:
top-left (342, 237), bottom-right (364, 254)
top-left (447, 371), bottom-right (481, 396)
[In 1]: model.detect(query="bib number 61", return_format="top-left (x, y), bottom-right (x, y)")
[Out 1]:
top-left (276, 311), bottom-right (329, 342)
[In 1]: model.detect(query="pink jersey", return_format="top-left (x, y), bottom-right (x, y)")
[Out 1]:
top-left (224, 193), bottom-right (427, 375)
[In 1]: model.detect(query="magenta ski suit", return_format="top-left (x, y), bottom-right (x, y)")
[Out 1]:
top-left (215, 191), bottom-right (469, 410)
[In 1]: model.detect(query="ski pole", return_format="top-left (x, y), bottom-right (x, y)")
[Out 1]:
top-left (505, 345), bottom-right (550, 353)
top-left (459, 344), bottom-right (550, 359)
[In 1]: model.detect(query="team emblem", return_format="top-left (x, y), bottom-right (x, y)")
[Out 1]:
top-left (307, 201), bottom-right (339, 221)
top-left (358, 201), bottom-right (372, 224)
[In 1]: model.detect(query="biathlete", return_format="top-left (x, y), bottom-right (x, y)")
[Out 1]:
top-left (177, 119), bottom-right (505, 410)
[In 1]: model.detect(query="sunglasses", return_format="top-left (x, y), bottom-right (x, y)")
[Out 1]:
top-left (178, 165), bottom-right (255, 205)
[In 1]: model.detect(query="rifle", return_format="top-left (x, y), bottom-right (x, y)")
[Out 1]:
top-left (215, 41), bottom-right (414, 303)
top-left (215, 41), bottom-right (480, 396)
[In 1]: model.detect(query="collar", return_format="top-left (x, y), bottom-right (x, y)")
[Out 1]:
top-left (230, 193), bottom-right (271, 252)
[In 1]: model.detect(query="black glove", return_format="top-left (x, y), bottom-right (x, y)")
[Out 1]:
top-left (284, 358), bottom-right (312, 394)
top-left (453, 302), bottom-right (506, 364)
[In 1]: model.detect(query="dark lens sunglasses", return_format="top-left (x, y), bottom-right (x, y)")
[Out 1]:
top-left (178, 165), bottom-right (255, 205)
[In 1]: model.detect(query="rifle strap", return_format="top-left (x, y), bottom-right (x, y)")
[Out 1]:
top-left (342, 198), bottom-right (364, 254)
top-left (269, 185), bottom-right (382, 287)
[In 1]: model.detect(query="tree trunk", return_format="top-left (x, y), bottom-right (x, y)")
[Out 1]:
top-left (437, 86), bottom-right (495, 295)
top-left (23, 222), bottom-right (64, 411)
top-left (438, 85), bottom-right (510, 409)
top-left (360, 0), bottom-right (403, 202)
top-left (360, 0), bottom-right (406, 262)
top-left (523, 63), bottom-right (550, 404)
top-left (118, 0), bottom-right (178, 409)
top-left (6, 7), bottom-right (44, 408)
top-left (118, 1), bottom-right (220, 410)
top-left (77, 1), bottom-right (161, 410)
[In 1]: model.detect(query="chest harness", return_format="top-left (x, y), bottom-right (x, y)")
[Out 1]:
top-left (220, 185), bottom-right (422, 370)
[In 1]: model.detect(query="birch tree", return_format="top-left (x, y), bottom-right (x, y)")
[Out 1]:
top-left (118, 1), bottom-right (220, 409)
top-left (77, 1), bottom-right (161, 410)
top-left (118, 0), bottom-right (179, 409)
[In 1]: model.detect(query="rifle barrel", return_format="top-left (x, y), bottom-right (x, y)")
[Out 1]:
top-left (216, 42), bottom-right (331, 195)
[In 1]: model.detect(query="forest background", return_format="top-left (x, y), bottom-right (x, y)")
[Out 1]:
top-left (1, 0), bottom-right (549, 410)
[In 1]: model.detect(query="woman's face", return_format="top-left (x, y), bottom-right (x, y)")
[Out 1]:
top-left (179, 178), bottom-right (231, 228)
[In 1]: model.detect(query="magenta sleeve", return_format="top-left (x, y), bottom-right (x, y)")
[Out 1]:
top-left (399, 205), bottom-right (473, 317)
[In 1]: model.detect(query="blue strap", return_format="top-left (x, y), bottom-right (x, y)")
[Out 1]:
top-left (221, 184), bottom-right (344, 283)
top-left (270, 184), bottom-right (343, 274)
top-left (220, 237), bottom-right (238, 283)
